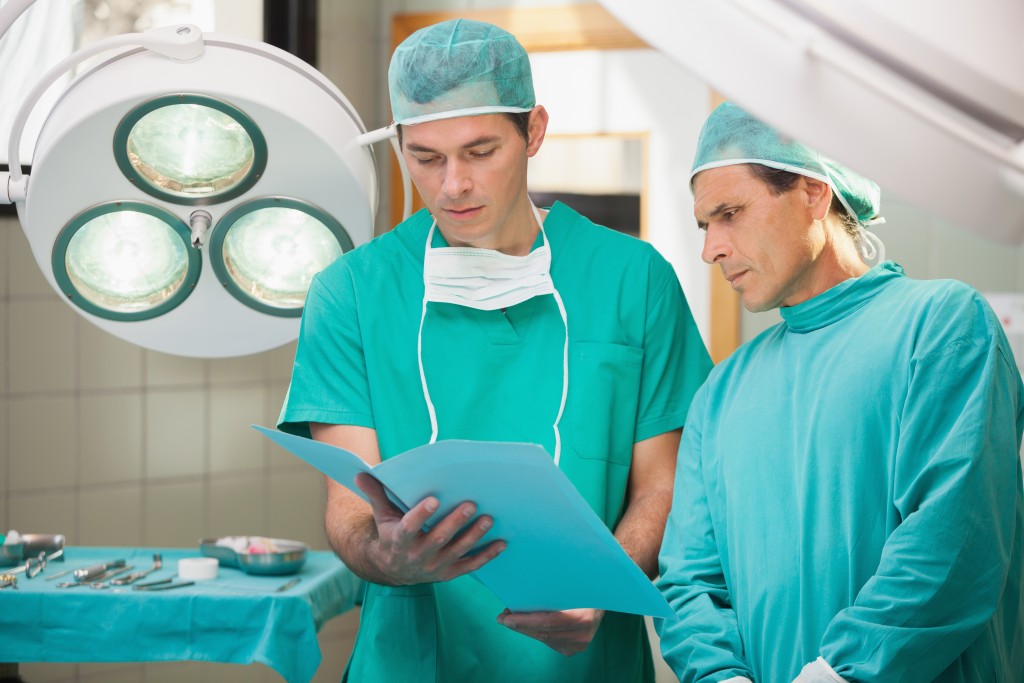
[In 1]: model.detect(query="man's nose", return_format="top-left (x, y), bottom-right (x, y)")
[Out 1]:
top-left (701, 225), bottom-right (729, 265)
top-left (443, 159), bottom-right (472, 197)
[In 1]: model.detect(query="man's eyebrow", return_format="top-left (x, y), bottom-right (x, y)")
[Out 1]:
top-left (405, 136), bottom-right (502, 154)
top-left (696, 202), bottom-right (732, 229)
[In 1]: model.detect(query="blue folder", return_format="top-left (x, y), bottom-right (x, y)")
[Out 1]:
top-left (254, 426), bottom-right (675, 619)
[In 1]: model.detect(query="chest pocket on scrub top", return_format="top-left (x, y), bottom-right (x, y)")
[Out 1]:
top-left (568, 341), bottom-right (643, 465)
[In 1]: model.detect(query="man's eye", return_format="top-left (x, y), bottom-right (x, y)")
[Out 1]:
top-left (414, 156), bottom-right (439, 165)
top-left (470, 149), bottom-right (495, 159)
top-left (723, 209), bottom-right (738, 220)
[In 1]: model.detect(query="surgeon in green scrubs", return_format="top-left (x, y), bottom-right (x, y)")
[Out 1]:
top-left (278, 18), bottom-right (712, 683)
top-left (657, 102), bottom-right (1024, 683)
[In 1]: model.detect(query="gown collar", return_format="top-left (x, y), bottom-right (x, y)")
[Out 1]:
top-left (780, 261), bottom-right (904, 333)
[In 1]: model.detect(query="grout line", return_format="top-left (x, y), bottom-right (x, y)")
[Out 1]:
top-left (202, 359), bottom-right (212, 539)
top-left (5, 464), bottom-right (310, 499)
top-left (73, 317), bottom-right (82, 544)
top-left (1, 378), bottom-right (269, 400)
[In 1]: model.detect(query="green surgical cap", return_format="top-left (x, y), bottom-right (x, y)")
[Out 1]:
top-left (691, 102), bottom-right (882, 226)
top-left (388, 19), bottom-right (535, 126)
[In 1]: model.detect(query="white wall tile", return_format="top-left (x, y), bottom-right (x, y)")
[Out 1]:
top-left (145, 481), bottom-right (206, 548)
top-left (264, 341), bottom-right (297, 382)
top-left (319, 34), bottom-right (378, 126)
top-left (7, 491), bottom-right (77, 542)
top-left (6, 223), bottom-right (54, 298)
top-left (268, 469), bottom-right (327, 549)
top-left (931, 219), bottom-right (1018, 291)
top-left (0, 216), bottom-right (12, 299)
top-left (872, 198), bottom-right (932, 280)
top-left (318, 0), bottom-right (377, 37)
top-left (8, 300), bottom-right (77, 393)
top-left (208, 474), bottom-right (266, 537)
top-left (0, 301), bottom-right (7, 388)
top-left (78, 321), bottom-right (143, 390)
top-left (8, 396), bottom-right (77, 491)
top-left (210, 386), bottom-right (268, 473)
top-left (80, 394), bottom-right (143, 486)
top-left (78, 486), bottom-right (143, 547)
top-left (145, 350), bottom-right (206, 387)
top-left (208, 353), bottom-right (265, 384)
top-left (146, 391), bottom-right (206, 479)
top-left (0, 398), bottom-right (8, 530)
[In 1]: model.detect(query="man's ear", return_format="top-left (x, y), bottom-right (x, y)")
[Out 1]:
top-left (803, 176), bottom-right (833, 221)
top-left (526, 105), bottom-right (549, 157)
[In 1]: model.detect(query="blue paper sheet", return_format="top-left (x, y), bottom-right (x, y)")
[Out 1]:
top-left (255, 426), bottom-right (675, 619)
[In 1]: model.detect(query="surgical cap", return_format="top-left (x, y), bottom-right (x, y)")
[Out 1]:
top-left (388, 19), bottom-right (535, 126)
top-left (691, 102), bottom-right (882, 226)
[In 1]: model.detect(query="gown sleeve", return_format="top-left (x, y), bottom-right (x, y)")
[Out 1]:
top-left (277, 267), bottom-right (375, 437)
top-left (657, 383), bottom-right (756, 683)
top-left (819, 288), bottom-right (1024, 682)
top-left (634, 254), bottom-right (713, 442)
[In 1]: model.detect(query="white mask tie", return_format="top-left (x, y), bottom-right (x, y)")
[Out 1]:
top-left (417, 204), bottom-right (569, 466)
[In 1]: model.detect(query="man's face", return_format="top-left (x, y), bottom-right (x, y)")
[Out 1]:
top-left (401, 111), bottom-right (543, 251)
top-left (693, 164), bottom-right (829, 312)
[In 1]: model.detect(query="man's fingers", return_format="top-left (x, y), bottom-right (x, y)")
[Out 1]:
top-left (448, 539), bottom-right (506, 576)
top-left (355, 473), bottom-right (435, 524)
top-left (421, 502), bottom-right (479, 546)
top-left (496, 608), bottom-right (604, 656)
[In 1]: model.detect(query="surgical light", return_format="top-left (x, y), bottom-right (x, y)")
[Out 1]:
top-left (598, 0), bottom-right (1024, 245)
top-left (1, 0), bottom-right (377, 357)
top-left (116, 95), bottom-right (266, 204)
top-left (54, 201), bottom-right (198, 320)
top-left (211, 198), bottom-right (351, 316)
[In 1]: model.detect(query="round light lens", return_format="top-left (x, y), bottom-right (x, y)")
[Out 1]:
top-left (64, 210), bottom-right (191, 314)
top-left (126, 102), bottom-right (255, 199)
top-left (221, 206), bottom-right (344, 310)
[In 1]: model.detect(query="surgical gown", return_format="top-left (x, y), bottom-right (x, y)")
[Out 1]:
top-left (280, 202), bottom-right (713, 682)
top-left (657, 262), bottom-right (1024, 683)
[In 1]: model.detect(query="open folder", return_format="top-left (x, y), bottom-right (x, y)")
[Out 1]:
top-left (254, 426), bottom-right (675, 619)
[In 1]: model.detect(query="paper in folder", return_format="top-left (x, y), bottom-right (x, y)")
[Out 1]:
top-left (253, 426), bottom-right (675, 619)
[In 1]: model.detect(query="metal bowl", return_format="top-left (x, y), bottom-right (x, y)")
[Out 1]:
top-left (199, 537), bottom-right (308, 576)
top-left (22, 533), bottom-right (66, 558)
top-left (0, 542), bottom-right (25, 568)
top-left (0, 533), bottom-right (65, 568)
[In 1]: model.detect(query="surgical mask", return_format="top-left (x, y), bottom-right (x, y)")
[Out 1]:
top-left (416, 205), bottom-right (570, 465)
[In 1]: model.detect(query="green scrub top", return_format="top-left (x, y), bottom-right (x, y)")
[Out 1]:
top-left (658, 262), bottom-right (1024, 683)
top-left (280, 202), bottom-right (712, 682)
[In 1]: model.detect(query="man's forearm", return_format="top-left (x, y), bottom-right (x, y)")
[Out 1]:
top-left (324, 481), bottom-right (397, 585)
top-left (614, 487), bottom-right (674, 577)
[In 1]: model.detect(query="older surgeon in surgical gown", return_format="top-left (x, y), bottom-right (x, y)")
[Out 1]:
top-left (657, 102), bottom-right (1024, 683)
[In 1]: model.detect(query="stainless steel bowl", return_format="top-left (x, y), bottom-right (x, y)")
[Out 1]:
top-left (0, 533), bottom-right (65, 568)
top-left (199, 537), bottom-right (308, 576)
